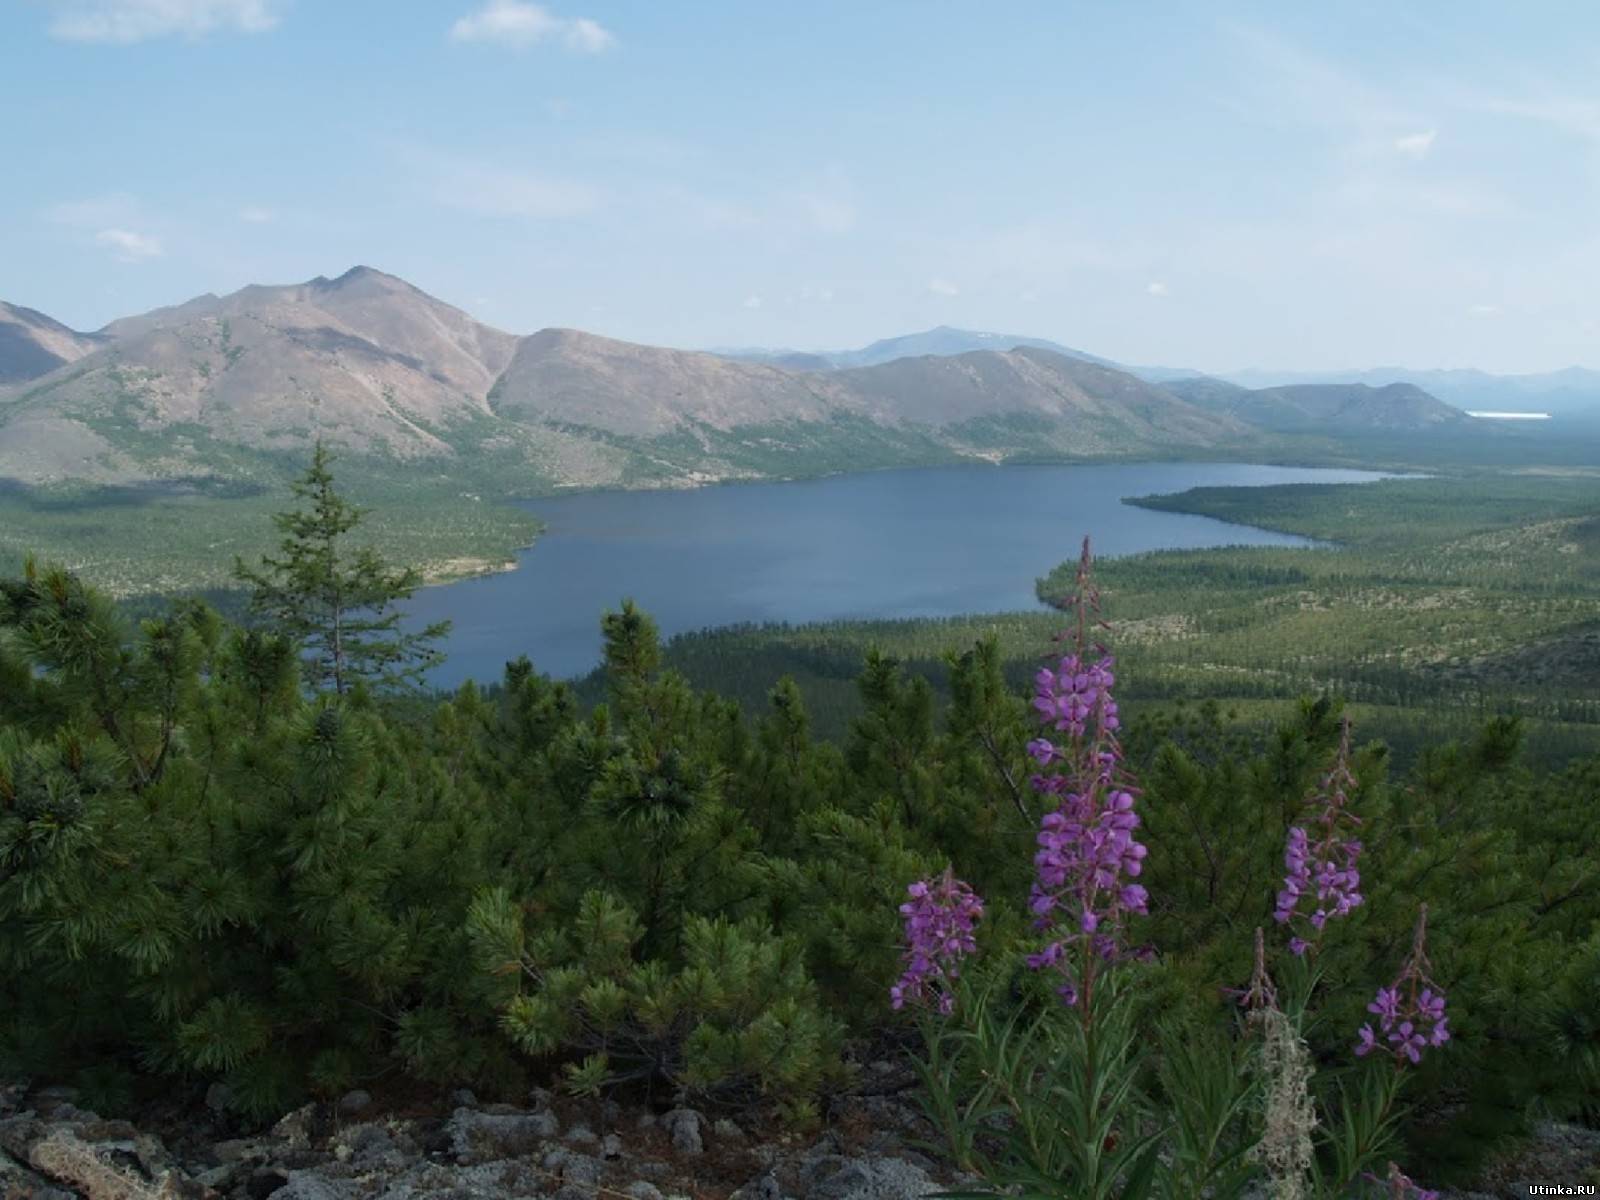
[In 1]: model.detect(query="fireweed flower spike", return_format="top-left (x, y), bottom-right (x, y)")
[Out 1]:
top-left (890, 866), bottom-right (984, 1016)
top-left (1361, 1162), bottom-right (1440, 1200)
top-left (1025, 539), bottom-right (1149, 1008)
top-left (1354, 905), bottom-right (1450, 1065)
top-left (1274, 719), bottom-right (1364, 955)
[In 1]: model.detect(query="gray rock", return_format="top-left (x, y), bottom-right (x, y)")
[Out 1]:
top-left (561, 1153), bottom-right (604, 1188)
top-left (626, 1184), bottom-right (664, 1200)
top-left (447, 1107), bottom-right (560, 1163)
top-left (336, 1089), bottom-right (372, 1116)
top-left (713, 1118), bottom-right (746, 1142)
top-left (449, 1088), bottom-right (479, 1109)
top-left (565, 1122), bottom-right (598, 1146)
top-left (661, 1109), bottom-right (703, 1156)
top-left (331, 1122), bottom-right (400, 1169)
top-left (803, 1155), bottom-right (938, 1200)
top-left (600, 1132), bottom-right (623, 1160)
top-left (272, 1104), bottom-right (317, 1151)
top-left (211, 1136), bottom-right (269, 1164)
top-left (0, 1116), bottom-right (44, 1162)
top-left (26, 1127), bottom-right (205, 1200)
top-left (0, 1080), bottom-right (28, 1115)
top-left (0, 1146), bottom-right (77, 1200)
top-left (635, 1113), bottom-right (658, 1131)
top-left (527, 1087), bottom-right (554, 1110)
top-left (730, 1170), bottom-right (784, 1200)
top-left (266, 1169), bottom-right (357, 1199)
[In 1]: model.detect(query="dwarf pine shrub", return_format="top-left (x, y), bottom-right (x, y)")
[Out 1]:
top-left (0, 476), bottom-right (1594, 1173)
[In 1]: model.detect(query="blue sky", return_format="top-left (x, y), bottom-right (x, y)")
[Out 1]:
top-left (5, 0), bottom-right (1600, 373)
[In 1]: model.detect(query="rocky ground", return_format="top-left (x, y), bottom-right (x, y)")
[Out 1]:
top-left (1, 1076), bottom-right (1595, 1200)
top-left (0, 1072), bottom-right (967, 1200)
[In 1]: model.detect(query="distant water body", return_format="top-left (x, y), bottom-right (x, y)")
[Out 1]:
top-left (406, 462), bottom-right (1391, 685)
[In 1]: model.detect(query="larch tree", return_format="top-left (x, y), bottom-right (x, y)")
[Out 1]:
top-left (234, 442), bottom-right (449, 694)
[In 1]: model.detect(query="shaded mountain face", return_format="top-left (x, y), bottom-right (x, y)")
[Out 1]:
top-left (834, 348), bottom-right (1243, 449)
top-left (0, 303), bottom-right (105, 386)
top-left (1163, 377), bottom-right (1464, 433)
top-left (1, 269), bottom-right (1253, 489)
top-left (492, 331), bottom-right (1244, 450)
top-left (1, 268), bottom-right (522, 483)
top-left (491, 328), bottom-right (852, 436)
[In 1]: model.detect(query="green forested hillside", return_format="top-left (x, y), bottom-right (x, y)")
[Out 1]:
top-left (623, 472), bottom-right (1600, 766)
top-left (2, 544), bottom-right (1597, 1190)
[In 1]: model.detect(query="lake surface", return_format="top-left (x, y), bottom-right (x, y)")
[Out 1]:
top-left (406, 462), bottom-right (1390, 685)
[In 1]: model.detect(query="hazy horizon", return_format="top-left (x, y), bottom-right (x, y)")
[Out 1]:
top-left (8, 1), bottom-right (1600, 374)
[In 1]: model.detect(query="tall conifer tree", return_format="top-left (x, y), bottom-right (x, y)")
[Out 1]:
top-left (235, 443), bottom-right (448, 693)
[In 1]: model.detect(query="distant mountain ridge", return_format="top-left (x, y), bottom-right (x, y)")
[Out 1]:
top-left (0, 270), bottom-right (1256, 489)
top-left (1162, 377), bottom-right (1465, 433)
top-left (1223, 366), bottom-right (1600, 418)
top-left (714, 325), bottom-right (1202, 382)
top-left (0, 268), bottom-right (1511, 493)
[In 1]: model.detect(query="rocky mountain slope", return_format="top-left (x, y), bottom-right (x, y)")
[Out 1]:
top-left (0, 303), bottom-right (105, 386)
top-left (491, 329), bottom-right (1239, 447)
top-left (1, 270), bottom-right (1256, 489)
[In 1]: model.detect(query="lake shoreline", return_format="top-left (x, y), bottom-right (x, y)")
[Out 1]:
top-left (403, 461), bottom-right (1396, 685)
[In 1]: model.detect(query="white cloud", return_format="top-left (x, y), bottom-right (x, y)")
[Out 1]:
top-left (47, 193), bottom-right (163, 260)
top-left (1468, 303), bottom-right (1502, 316)
top-left (928, 278), bottom-right (960, 297)
top-left (94, 228), bottom-right (163, 261)
top-left (238, 205), bottom-right (275, 223)
top-left (563, 17), bottom-right (612, 53)
top-left (743, 295), bottom-right (763, 310)
top-left (44, 0), bottom-right (279, 43)
top-left (1147, 280), bottom-right (1170, 297)
top-left (1394, 129), bottom-right (1437, 158)
top-left (449, 1), bottom-right (615, 52)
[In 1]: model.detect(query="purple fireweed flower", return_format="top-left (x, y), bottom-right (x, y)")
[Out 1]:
top-left (890, 867), bottom-right (984, 1015)
top-left (1355, 905), bottom-right (1450, 1066)
top-left (1275, 721), bottom-right (1364, 954)
top-left (1025, 539), bottom-right (1149, 1008)
top-left (1362, 1162), bottom-right (1439, 1200)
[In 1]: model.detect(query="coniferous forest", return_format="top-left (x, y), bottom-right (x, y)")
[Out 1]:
top-left (3, 454), bottom-right (1596, 1196)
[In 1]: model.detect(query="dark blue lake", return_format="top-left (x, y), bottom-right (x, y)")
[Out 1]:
top-left (406, 462), bottom-right (1389, 685)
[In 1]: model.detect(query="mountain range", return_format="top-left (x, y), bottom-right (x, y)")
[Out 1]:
top-left (714, 326), bottom-right (1202, 381)
top-left (0, 267), bottom-right (1516, 493)
top-left (1222, 366), bottom-right (1600, 419)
